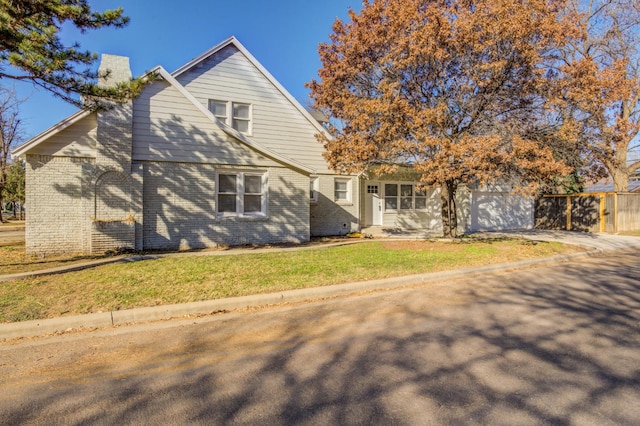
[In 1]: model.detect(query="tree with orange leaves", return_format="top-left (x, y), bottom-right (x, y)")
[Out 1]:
top-left (308, 0), bottom-right (573, 237)
top-left (556, 0), bottom-right (640, 192)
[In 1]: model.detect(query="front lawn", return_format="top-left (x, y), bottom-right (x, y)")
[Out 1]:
top-left (0, 239), bottom-right (581, 323)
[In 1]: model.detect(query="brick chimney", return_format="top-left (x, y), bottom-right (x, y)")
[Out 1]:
top-left (92, 54), bottom-right (143, 254)
top-left (95, 54), bottom-right (133, 172)
top-left (98, 54), bottom-right (132, 88)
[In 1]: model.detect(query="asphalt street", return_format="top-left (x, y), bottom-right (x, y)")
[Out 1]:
top-left (0, 229), bottom-right (24, 245)
top-left (1, 249), bottom-right (639, 425)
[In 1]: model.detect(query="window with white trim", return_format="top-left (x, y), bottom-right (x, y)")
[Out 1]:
top-left (208, 100), bottom-right (252, 135)
top-left (415, 186), bottom-right (427, 209)
top-left (384, 183), bottom-right (428, 211)
top-left (216, 171), bottom-right (267, 217)
top-left (310, 177), bottom-right (319, 202)
top-left (334, 178), bottom-right (351, 203)
top-left (384, 183), bottom-right (398, 209)
top-left (209, 100), bottom-right (228, 122)
top-left (232, 102), bottom-right (251, 133)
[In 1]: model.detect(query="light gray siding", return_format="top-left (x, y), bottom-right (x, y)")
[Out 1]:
top-left (381, 188), bottom-right (442, 230)
top-left (176, 45), bottom-right (331, 174)
top-left (132, 79), bottom-right (280, 168)
top-left (28, 114), bottom-right (97, 158)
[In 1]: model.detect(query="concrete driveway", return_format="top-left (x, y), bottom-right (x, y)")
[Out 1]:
top-left (494, 229), bottom-right (640, 252)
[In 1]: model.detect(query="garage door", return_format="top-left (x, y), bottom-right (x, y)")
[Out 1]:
top-left (470, 192), bottom-right (533, 232)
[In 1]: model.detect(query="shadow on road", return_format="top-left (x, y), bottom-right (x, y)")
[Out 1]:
top-left (2, 252), bottom-right (639, 424)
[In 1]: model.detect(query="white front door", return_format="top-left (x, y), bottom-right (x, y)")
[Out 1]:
top-left (365, 184), bottom-right (383, 226)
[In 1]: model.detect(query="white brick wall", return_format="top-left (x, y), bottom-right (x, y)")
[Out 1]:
top-left (310, 175), bottom-right (360, 236)
top-left (142, 161), bottom-right (310, 250)
top-left (91, 220), bottom-right (135, 253)
top-left (25, 155), bottom-right (314, 255)
top-left (25, 155), bottom-right (94, 255)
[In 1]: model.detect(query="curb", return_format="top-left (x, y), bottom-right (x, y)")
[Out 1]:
top-left (0, 249), bottom-right (600, 340)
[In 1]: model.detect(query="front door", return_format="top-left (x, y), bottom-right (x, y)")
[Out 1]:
top-left (365, 184), bottom-right (382, 226)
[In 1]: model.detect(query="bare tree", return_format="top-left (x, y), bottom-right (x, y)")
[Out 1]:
top-left (0, 87), bottom-right (24, 223)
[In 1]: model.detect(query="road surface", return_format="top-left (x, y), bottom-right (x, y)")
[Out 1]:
top-left (0, 229), bottom-right (24, 245)
top-left (1, 250), bottom-right (639, 425)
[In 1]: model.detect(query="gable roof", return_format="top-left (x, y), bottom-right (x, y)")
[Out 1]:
top-left (12, 109), bottom-right (94, 158)
top-left (151, 66), bottom-right (313, 173)
top-left (12, 39), bottom-right (315, 174)
top-left (172, 36), bottom-right (330, 139)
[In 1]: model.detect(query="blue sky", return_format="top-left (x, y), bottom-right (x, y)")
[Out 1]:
top-left (11, 0), bottom-right (361, 141)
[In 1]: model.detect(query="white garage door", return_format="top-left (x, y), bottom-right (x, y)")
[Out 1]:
top-left (470, 192), bottom-right (533, 232)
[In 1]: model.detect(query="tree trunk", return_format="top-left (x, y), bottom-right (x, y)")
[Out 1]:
top-left (440, 180), bottom-right (458, 238)
top-left (611, 146), bottom-right (630, 192)
top-left (612, 168), bottom-right (629, 192)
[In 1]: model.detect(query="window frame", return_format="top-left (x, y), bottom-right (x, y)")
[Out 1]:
top-left (383, 182), bottom-right (429, 212)
top-left (216, 170), bottom-right (267, 218)
top-left (209, 99), bottom-right (228, 122)
top-left (231, 102), bottom-right (252, 134)
top-left (334, 177), bottom-right (352, 203)
top-left (208, 99), bottom-right (253, 135)
top-left (310, 176), bottom-right (319, 203)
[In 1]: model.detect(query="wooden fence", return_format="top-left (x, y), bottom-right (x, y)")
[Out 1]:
top-left (535, 193), bottom-right (640, 233)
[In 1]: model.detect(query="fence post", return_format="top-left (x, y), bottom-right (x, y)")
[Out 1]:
top-left (614, 192), bottom-right (618, 234)
top-left (565, 195), bottom-right (571, 231)
top-left (599, 194), bottom-right (605, 233)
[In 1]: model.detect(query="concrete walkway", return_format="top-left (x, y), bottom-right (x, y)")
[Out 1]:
top-left (1, 230), bottom-right (639, 339)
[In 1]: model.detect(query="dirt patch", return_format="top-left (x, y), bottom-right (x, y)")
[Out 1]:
top-left (380, 240), bottom-right (460, 251)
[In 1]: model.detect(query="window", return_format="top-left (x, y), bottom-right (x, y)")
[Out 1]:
top-left (208, 100), bottom-right (252, 135)
top-left (415, 186), bottom-right (427, 210)
top-left (209, 100), bottom-right (228, 121)
top-left (232, 103), bottom-right (251, 133)
top-left (217, 174), bottom-right (238, 213)
top-left (384, 183), bottom-right (429, 211)
top-left (334, 178), bottom-right (351, 203)
top-left (310, 177), bottom-right (319, 202)
top-left (243, 175), bottom-right (263, 213)
top-left (216, 171), bottom-right (266, 217)
top-left (400, 184), bottom-right (413, 209)
top-left (385, 184), bottom-right (398, 209)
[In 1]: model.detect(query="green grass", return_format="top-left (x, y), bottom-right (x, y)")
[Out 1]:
top-left (0, 239), bottom-right (581, 323)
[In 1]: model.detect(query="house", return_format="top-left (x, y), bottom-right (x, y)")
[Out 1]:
top-left (360, 167), bottom-right (534, 234)
top-left (13, 36), bottom-right (532, 256)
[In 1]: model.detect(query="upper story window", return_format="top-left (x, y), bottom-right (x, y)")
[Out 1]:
top-left (208, 100), bottom-right (252, 135)
top-left (232, 103), bottom-right (251, 133)
top-left (209, 100), bottom-right (228, 121)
